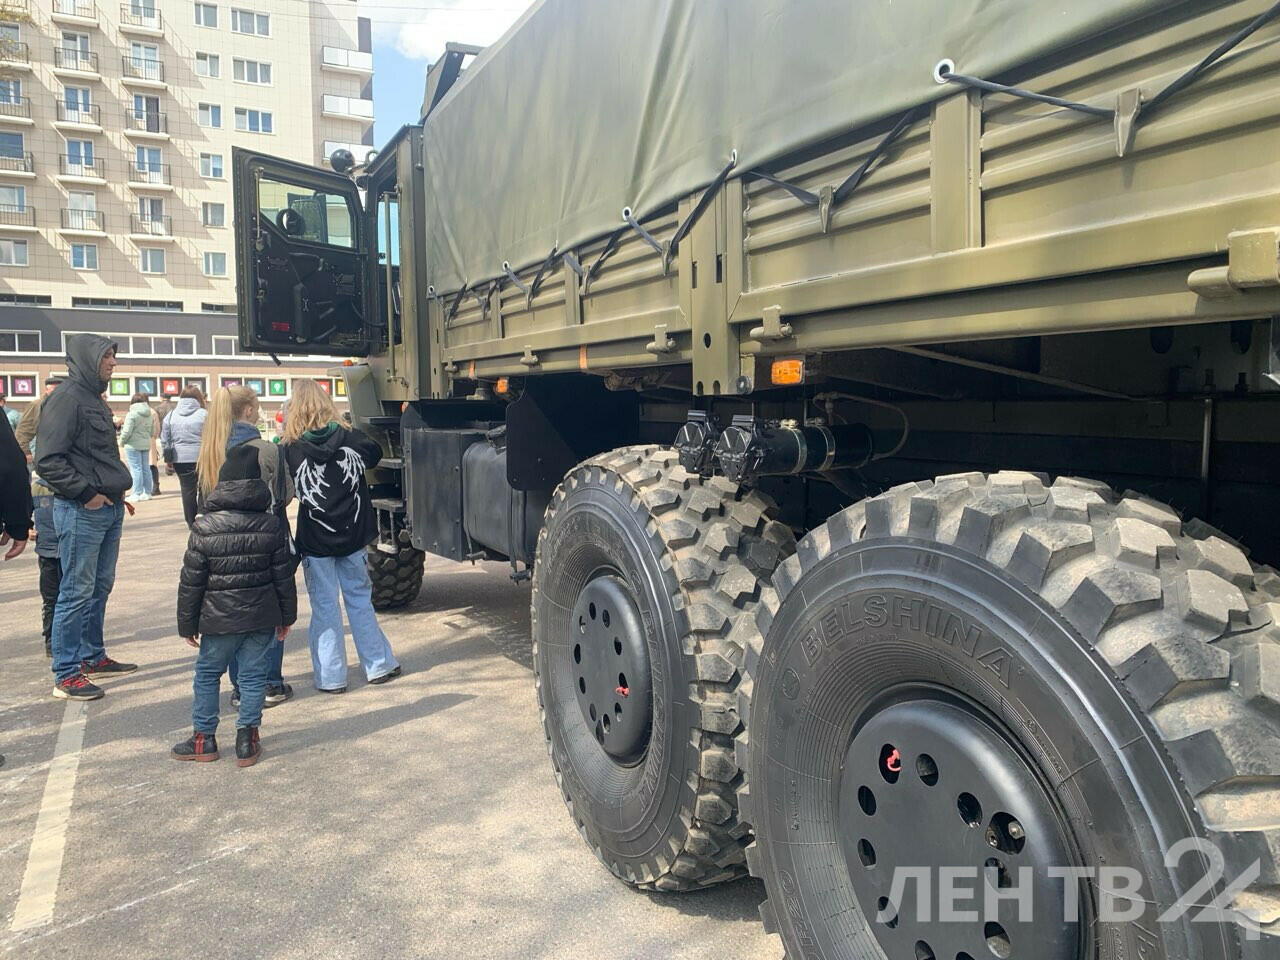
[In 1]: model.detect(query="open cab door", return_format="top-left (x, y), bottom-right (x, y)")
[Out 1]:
top-left (233, 147), bottom-right (371, 356)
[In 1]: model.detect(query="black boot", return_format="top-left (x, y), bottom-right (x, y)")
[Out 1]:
top-left (235, 727), bottom-right (261, 767)
top-left (172, 731), bottom-right (219, 762)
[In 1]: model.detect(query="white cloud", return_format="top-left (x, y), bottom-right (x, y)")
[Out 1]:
top-left (361, 0), bottom-right (536, 64)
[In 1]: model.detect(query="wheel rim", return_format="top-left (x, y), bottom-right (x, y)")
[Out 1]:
top-left (839, 693), bottom-right (1081, 960)
top-left (569, 573), bottom-right (652, 763)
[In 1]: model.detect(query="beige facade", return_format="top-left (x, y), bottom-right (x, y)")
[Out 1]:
top-left (0, 0), bottom-right (372, 308)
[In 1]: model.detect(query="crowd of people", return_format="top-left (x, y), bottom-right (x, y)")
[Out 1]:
top-left (0, 332), bottom-right (401, 770)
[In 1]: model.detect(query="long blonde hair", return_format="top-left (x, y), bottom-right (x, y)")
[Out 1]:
top-left (197, 385), bottom-right (259, 494)
top-left (282, 379), bottom-right (339, 443)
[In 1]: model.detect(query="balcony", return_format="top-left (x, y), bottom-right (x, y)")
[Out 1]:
top-left (0, 152), bottom-right (34, 177)
top-left (51, 0), bottom-right (98, 26)
top-left (0, 98), bottom-right (33, 125)
top-left (119, 4), bottom-right (163, 35)
top-left (0, 41), bottom-right (31, 72)
top-left (127, 162), bottom-right (171, 190)
top-left (0, 204), bottom-right (36, 231)
top-left (54, 101), bottom-right (102, 130)
top-left (322, 94), bottom-right (374, 121)
top-left (123, 109), bottom-right (167, 138)
top-left (320, 47), bottom-right (373, 75)
top-left (130, 213), bottom-right (172, 239)
top-left (121, 55), bottom-right (165, 87)
top-left (60, 207), bottom-right (105, 234)
top-left (58, 154), bottom-right (106, 182)
top-left (53, 47), bottom-right (101, 78)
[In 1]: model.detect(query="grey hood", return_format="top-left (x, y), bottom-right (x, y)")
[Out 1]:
top-left (173, 397), bottom-right (202, 417)
top-left (65, 333), bottom-right (116, 395)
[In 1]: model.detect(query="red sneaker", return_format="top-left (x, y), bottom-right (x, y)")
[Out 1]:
top-left (53, 673), bottom-right (104, 701)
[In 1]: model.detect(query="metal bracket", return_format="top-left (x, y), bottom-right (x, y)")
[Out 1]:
top-left (645, 322), bottom-right (676, 354)
top-left (1188, 227), bottom-right (1280, 300)
top-left (519, 345), bottom-right (539, 367)
top-left (442, 360), bottom-right (458, 375)
top-left (1114, 88), bottom-right (1143, 158)
top-left (818, 185), bottom-right (835, 233)
top-left (748, 304), bottom-right (794, 342)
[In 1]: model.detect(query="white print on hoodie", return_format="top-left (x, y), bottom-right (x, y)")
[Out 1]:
top-left (294, 446), bottom-right (366, 533)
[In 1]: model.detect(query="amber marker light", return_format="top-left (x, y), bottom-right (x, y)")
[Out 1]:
top-left (496, 377), bottom-right (510, 395)
top-left (771, 358), bottom-right (805, 386)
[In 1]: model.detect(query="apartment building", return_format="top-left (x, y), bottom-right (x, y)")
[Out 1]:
top-left (0, 0), bottom-right (373, 415)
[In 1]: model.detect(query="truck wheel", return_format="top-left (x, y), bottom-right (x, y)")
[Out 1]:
top-left (532, 445), bottom-right (795, 890)
top-left (367, 526), bottom-right (425, 610)
top-left (742, 472), bottom-right (1279, 960)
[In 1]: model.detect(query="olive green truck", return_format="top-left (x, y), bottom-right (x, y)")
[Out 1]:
top-left (232, 1), bottom-right (1280, 956)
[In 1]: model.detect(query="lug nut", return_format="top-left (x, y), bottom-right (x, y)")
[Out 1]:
top-left (1007, 820), bottom-right (1024, 841)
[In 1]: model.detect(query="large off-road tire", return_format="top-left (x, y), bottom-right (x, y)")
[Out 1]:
top-left (741, 471), bottom-right (1280, 960)
top-left (532, 446), bottom-right (795, 890)
top-left (367, 526), bottom-right (425, 610)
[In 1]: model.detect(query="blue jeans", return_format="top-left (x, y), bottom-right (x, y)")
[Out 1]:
top-left (50, 498), bottom-right (124, 681)
top-left (33, 492), bottom-right (58, 558)
top-left (228, 636), bottom-right (284, 690)
top-left (302, 551), bottom-right (398, 689)
top-left (124, 448), bottom-right (151, 497)
top-left (193, 631), bottom-right (272, 733)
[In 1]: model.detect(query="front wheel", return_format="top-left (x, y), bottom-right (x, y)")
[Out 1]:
top-left (367, 526), bottom-right (425, 610)
top-left (532, 446), bottom-right (794, 890)
top-left (743, 471), bottom-right (1279, 959)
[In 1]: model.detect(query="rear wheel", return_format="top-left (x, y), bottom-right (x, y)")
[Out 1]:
top-left (367, 525), bottom-right (425, 610)
top-left (742, 471), bottom-right (1280, 959)
top-left (532, 446), bottom-right (794, 890)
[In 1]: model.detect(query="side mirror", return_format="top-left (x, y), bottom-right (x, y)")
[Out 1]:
top-left (329, 148), bottom-right (355, 175)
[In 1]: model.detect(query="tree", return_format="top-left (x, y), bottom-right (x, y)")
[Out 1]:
top-left (0, 2), bottom-right (33, 81)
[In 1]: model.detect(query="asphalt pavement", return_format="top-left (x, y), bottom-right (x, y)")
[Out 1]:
top-left (0, 491), bottom-right (779, 960)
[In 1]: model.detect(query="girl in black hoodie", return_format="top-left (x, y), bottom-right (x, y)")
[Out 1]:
top-left (281, 379), bottom-right (400, 693)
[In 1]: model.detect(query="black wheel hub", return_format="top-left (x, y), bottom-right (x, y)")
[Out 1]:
top-left (569, 574), bottom-right (652, 762)
top-left (839, 696), bottom-right (1081, 960)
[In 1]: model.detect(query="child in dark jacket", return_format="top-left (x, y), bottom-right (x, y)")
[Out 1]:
top-left (173, 444), bottom-right (296, 766)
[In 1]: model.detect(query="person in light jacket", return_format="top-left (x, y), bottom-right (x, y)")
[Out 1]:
top-left (160, 386), bottom-right (207, 527)
top-left (118, 393), bottom-right (155, 502)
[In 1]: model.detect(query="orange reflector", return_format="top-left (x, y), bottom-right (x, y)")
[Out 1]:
top-left (342, 358), bottom-right (354, 366)
top-left (495, 377), bottom-right (510, 395)
top-left (771, 358), bottom-right (805, 385)
top-left (400, 401), bottom-right (408, 412)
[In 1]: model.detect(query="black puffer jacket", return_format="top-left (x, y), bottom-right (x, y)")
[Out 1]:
top-left (177, 479), bottom-right (297, 638)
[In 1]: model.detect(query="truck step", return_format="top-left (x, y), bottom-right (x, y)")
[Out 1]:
top-left (377, 457), bottom-right (404, 470)
top-left (371, 498), bottom-right (406, 514)
top-left (374, 541), bottom-right (399, 555)
top-left (364, 415), bottom-right (402, 428)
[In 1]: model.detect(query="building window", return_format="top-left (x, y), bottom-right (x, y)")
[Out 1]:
top-left (194, 2), bottom-right (217, 28)
top-left (234, 107), bottom-right (272, 133)
top-left (197, 102), bottom-right (221, 128)
top-left (0, 183), bottom-right (26, 210)
top-left (230, 8), bottom-right (269, 35)
top-left (203, 252), bottom-right (227, 276)
top-left (70, 242), bottom-right (98, 270)
top-left (201, 303), bottom-right (233, 313)
top-left (70, 298), bottom-right (183, 311)
top-left (0, 78), bottom-right (20, 104)
top-left (199, 152), bottom-right (223, 178)
top-left (0, 130), bottom-right (23, 159)
top-left (0, 330), bottom-right (39, 353)
top-left (232, 58), bottom-right (271, 84)
top-left (139, 247), bottom-right (165, 274)
top-left (212, 335), bottom-right (238, 356)
top-left (0, 294), bottom-right (50, 306)
top-left (201, 202), bottom-right (225, 227)
top-left (195, 51), bottom-right (219, 77)
top-left (0, 238), bottom-right (27, 266)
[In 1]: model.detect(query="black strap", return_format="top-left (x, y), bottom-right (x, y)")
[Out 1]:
top-left (585, 226), bottom-right (624, 287)
top-left (528, 246), bottom-right (558, 300)
top-left (668, 152), bottom-right (738, 258)
top-left (936, 64), bottom-right (1113, 118)
top-left (621, 207), bottom-right (664, 258)
top-left (502, 261), bottom-right (530, 299)
top-left (833, 107), bottom-right (924, 205)
top-left (1145, 0), bottom-right (1280, 117)
top-left (446, 285), bottom-right (467, 322)
top-left (563, 250), bottom-right (585, 279)
top-left (748, 169), bottom-right (820, 207)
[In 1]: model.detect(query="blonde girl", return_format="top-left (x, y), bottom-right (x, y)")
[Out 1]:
top-left (196, 385), bottom-right (297, 705)
top-left (281, 379), bottom-right (400, 692)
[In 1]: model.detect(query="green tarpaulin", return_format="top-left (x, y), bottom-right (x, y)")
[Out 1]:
top-left (421, 0), bottom-right (1189, 293)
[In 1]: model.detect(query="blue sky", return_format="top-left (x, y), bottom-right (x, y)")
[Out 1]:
top-left (363, 0), bottom-right (536, 143)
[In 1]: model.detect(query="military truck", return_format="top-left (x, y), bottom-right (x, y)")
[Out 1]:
top-left (233, 1), bottom-right (1280, 956)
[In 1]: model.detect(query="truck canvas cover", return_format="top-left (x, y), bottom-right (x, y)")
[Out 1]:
top-left (421, 0), bottom-right (1180, 293)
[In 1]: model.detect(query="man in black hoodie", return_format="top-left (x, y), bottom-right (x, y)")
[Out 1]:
top-left (35, 333), bottom-right (138, 701)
